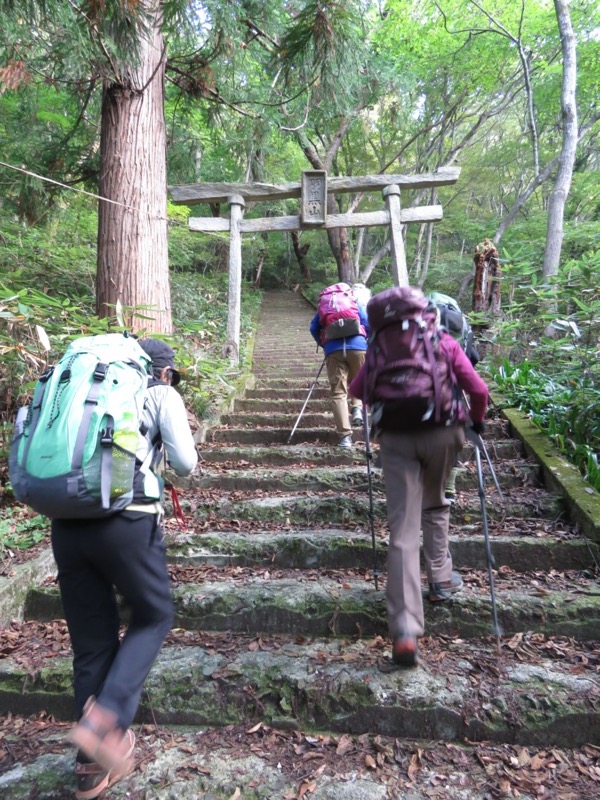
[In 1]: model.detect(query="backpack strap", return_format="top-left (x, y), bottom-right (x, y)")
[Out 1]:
top-left (420, 331), bottom-right (440, 422)
top-left (72, 362), bottom-right (109, 470)
top-left (68, 361), bottom-right (113, 508)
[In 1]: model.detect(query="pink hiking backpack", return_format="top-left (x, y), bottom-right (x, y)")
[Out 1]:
top-left (317, 283), bottom-right (365, 344)
top-left (364, 286), bottom-right (461, 430)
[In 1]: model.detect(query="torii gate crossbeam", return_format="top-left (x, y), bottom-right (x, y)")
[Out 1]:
top-left (169, 167), bottom-right (460, 364)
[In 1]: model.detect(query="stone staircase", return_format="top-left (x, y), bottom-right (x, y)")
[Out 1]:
top-left (1, 289), bottom-right (600, 799)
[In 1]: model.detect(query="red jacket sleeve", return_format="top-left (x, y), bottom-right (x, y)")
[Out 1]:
top-left (441, 335), bottom-right (489, 423)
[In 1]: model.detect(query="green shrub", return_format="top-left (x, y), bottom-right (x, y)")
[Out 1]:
top-left (489, 250), bottom-right (600, 492)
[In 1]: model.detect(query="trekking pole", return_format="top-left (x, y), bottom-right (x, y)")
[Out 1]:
top-left (475, 440), bottom-right (502, 655)
top-left (465, 428), bottom-right (504, 501)
top-left (362, 409), bottom-right (380, 591)
top-left (472, 436), bottom-right (503, 655)
top-left (287, 358), bottom-right (325, 444)
top-left (461, 390), bottom-right (504, 501)
top-left (459, 392), bottom-right (502, 650)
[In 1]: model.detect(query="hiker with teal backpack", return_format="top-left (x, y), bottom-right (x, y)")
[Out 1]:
top-left (349, 286), bottom-right (488, 668)
top-left (309, 283), bottom-right (370, 449)
top-left (427, 292), bottom-right (481, 503)
top-left (10, 334), bottom-right (197, 799)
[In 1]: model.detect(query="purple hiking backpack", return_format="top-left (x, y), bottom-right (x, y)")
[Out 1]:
top-left (317, 283), bottom-right (365, 344)
top-left (364, 286), bottom-right (460, 430)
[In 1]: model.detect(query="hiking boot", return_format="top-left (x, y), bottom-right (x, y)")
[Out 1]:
top-left (427, 571), bottom-right (463, 602)
top-left (67, 697), bottom-right (136, 774)
top-left (338, 434), bottom-right (353, 449)
top-left (392, 634), bottom-right (418, 667)
top-left (351, 407), bottom-right (363, 427)
top-left (75, 752), bottom-right (135, 800)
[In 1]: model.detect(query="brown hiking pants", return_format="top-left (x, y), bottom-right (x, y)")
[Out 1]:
top-left (379, 425), bottom-right (465, 638)
top-left (325, 349), bottom-right (366, 438)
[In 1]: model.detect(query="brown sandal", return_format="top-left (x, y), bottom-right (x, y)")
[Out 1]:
top-left (67, 697), bottom-right (136, 774)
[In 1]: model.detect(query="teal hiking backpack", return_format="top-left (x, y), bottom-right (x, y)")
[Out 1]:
top-left (9, 333), bottom-right (154, 519)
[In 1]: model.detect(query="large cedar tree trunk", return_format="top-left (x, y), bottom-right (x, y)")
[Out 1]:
top-left (96, 2), bottom-right (171, 333)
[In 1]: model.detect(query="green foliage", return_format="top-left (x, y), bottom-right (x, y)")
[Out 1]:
top-left (0, 195), bottom-right (261, 426)
top-left (0, 507), bottom-right (48, 555)
top-left (489, 250), bottom-right (600, 492)
top-left (274, 0), bottom-right (368, 105)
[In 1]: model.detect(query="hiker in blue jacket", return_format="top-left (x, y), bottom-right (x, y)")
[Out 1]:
top-left (310, 285), bottom-right (370, 449)
top-left (54, 339), bottom-right (197, 800)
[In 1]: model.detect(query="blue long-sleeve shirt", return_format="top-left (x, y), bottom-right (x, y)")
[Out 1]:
top-left (310, 303), bottom-right (369, 355)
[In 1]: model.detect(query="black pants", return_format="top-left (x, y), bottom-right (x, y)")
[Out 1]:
top-left (51, 511), bottom-right (174, 730)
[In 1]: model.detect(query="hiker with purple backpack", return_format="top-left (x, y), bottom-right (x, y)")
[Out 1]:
top-left (349, 286), bottom-right (488, 667)
top-left (310, 283), bottom-right (370, 449)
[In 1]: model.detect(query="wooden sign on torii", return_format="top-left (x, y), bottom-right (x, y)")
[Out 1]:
top-left (170, 167), bottom-right (460, 365)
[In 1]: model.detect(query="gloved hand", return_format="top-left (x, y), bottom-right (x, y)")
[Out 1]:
top-left (471, 420), bottom-right (486, 435)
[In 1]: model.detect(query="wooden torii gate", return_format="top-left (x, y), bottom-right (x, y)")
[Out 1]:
top-left (170, 167), bottom-right (460, 364)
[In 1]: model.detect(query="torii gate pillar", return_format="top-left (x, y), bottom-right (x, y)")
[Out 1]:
top-left (383, 185), bottom-right (409, 287)
top-left (224, 194), bottom-right (245, 364)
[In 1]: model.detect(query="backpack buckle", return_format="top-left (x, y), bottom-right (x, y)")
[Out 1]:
top-left (93, 363), bottom-right (108, 381)
top-left (39, 367), bottom-right (54, 383)
top-left (101, 426), bottom-right (114, 446)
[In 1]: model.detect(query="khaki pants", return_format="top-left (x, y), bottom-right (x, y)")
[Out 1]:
top-left (379, 425), bottom-right (465, 638)
top-left (325, 349), bottom-right (366, 438)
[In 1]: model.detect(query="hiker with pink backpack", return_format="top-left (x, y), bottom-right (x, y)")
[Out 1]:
top-left (310, 283), bottom-right (370, 449)
top-left (349, 286), bottom-right (488, 668)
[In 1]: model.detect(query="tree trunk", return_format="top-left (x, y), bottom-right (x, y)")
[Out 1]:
top-left (325, 193), bottom-right (355, 283)
top-left (290, 231), bottom-right (312, 283)
top-left (418, 222), bottom-right (434, 288)
top-left (353, 227), bottom-right (366, 273)
top-left (472, 238), bottom-right (501, 315)
top-left (96, 1), bottom-right (171, 334)
top-left (542, 0), bottom-right (578, 280)
top-left (359, 239), bottom-right (390, 284)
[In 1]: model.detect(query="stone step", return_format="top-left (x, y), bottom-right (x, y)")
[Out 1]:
top-left (251, 368), bottom-right (323, 380)
top-left (236, 397), bottom-right (348, 412)
top-left (24, 570), bottom-right (600, 639)
top-left (222, 411), bottom-right (338, 428)
top-left (198, 443), bottom-right (367, 465)
top-left (165, 528), bottom-right (597, 573)
top-left (188, 487), bottom-right (562, 526)
top-left (210, 422), bottom-right (510, 445)
top-left (0, 635), bottom-right (600, 752)
top-left (197, 440), bottom-right (524, 465)
top-left (191, 462), bottom-right (541, 492)
top-left (210, 426), bottom-right (353, 444)
top-left (252, 355), bottom-right (321, 365)
top-left (2, 631), bottom-right (598, 750)
top-left (10, 717), bottom-right (600, 800)
top-left (244, 386), bottom-right (331, 400)
top-left (252, 377), bottom-right (332, 389)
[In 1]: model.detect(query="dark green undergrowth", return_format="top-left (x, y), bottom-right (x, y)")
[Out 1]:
top-left (0, 199), bottom-right (262, 507)
top-left (0, 508), bottom-right (48, 556)
top-left (488, 250), bottom-right (600, 493)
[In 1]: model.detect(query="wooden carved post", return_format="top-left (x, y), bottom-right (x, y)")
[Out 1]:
top-left (225, 194), bottom-right (245, 365)
top-left (383, 185), bottom-right (409, 287)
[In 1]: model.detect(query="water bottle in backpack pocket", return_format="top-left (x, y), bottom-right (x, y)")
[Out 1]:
top-left (9, 333), bottom-right (153, 519)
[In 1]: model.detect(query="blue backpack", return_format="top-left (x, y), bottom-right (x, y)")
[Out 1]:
top-left (9, 333), bottom-right (157, 519)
